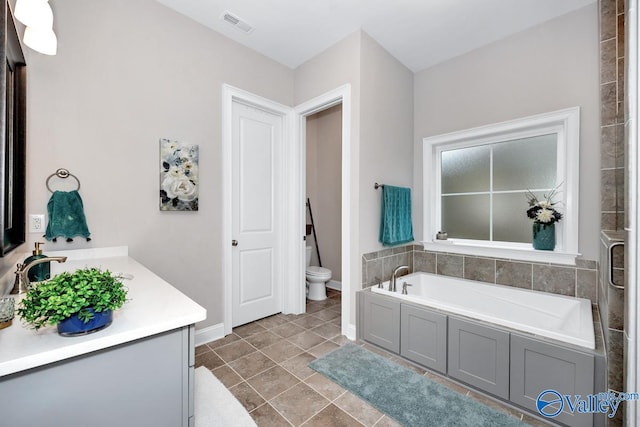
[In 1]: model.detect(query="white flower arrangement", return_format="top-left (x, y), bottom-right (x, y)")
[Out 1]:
top-left (526, 187), bottom-right (562, 225)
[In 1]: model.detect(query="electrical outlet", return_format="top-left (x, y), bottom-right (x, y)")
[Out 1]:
top-left (29, 214), bottom-right (45, 233)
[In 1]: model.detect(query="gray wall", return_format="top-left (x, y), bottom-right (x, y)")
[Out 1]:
top-left (413, 4), bottom-right (600, 261)
top-left (18, 0), bottom-right (294, 329)
top-left (359, 32), bottom-right (415, 253)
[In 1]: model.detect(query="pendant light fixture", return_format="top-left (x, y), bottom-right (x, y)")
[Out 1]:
top-left (14, 0), bottom-right (57, 55)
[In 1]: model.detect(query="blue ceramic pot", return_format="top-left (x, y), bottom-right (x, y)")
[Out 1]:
top-left (532, 223), bottom-right (555, 250)
top-left (57, 308), bottom-right (113, 337)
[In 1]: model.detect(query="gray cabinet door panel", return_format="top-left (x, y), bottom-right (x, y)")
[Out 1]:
top-left (362, 291), bottom-right (400, 353)
top-left (448, 317), bottom-right (510, 399)
top-left (510, 334), bottom-right (594, 427)
top-left (400, 304), bottom-right (447, 373)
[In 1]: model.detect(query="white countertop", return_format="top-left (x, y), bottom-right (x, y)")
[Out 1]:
top-left (0, 247), bottom-right (206, 377)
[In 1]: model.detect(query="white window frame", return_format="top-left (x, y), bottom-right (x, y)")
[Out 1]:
top-left (422, 107), bottom-right (580, 265)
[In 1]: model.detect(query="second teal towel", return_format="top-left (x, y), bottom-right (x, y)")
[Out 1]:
top-left (379, 185), bottom-right (414, 246)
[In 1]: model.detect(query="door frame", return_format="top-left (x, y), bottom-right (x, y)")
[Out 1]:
top-left (222, 84), bottom-right (354, 339)
top-left (222, 84), bottom-right (294, 334)
top-left (294, 85), bottom-right (353, 340)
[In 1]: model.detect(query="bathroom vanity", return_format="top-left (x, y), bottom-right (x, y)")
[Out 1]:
top-left (0, 247), bottom-right (206, 427)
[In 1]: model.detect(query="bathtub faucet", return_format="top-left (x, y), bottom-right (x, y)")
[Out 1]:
top-left (390, 265), bottom-right (409, 292)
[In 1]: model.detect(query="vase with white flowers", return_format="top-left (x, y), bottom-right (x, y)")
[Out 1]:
top-left (526, 187), bottom-right (563, 250)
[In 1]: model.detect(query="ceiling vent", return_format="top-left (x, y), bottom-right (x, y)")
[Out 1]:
top-left (221, 11), bottom-right (254, 34)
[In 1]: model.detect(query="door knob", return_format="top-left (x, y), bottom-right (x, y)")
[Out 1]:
top-left (232, 240), bottom-right (238, 246)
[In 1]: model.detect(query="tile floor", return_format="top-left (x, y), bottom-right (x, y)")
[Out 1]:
top-left (195, 290), bottom-right (551, 426)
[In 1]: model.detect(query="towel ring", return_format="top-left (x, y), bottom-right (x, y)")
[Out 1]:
top-left (46, 168), bottom-right (81, 192)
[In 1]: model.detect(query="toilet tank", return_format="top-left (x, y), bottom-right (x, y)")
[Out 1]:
top-left (306, 246), bottom-right (312, 267)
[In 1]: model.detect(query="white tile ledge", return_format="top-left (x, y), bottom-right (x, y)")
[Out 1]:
top-left (421, 240), bottom-right (580, 266)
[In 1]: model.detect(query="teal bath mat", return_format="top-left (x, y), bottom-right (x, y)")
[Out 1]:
top-left (309, 343), bottom-right (526, 427)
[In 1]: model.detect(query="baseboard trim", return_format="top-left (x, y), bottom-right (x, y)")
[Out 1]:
top-left (345, 323), bottom-right (356, 341)
top-left (327, 280), bottom-right (342, 291)
top-left (195, 323), bottom-right (225, 346)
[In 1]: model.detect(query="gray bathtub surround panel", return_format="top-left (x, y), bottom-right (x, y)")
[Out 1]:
top-left (361, 245), bottom-right (598, 305)
top-left (577, 269), bottom-right (598, 303)
top-left (600, 124), bottom-right (625, 169)
top-left (413, 250), bottom-right (436, 274)
top-left (532, 264), bottom-right (576, 297)
top-left (607, 329), bottom-right (624, 393)
top-left (436, 253), bottom-right (463, 278)
top-left (496, 261), bottom-right (532, 289)
top-left (362, 245), bottom-right (413, 287)
top-left (608, 286), bottom-right (624, 331)
top-left (463, 257), bottom-right (496, 283)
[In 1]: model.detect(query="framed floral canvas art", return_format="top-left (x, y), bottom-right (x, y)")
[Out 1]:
top-left (160, 138), bottom-right (199, 211)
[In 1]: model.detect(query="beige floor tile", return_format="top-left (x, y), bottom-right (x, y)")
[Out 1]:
top-left (247, 365), bottom-right (301, 401)
top-left (293, 315), bottom-right (326, 329)
top-left (287, 330), bottom-right (326, 350)
top-left (280, 352), bottom-right (318, 380)
top-left (270, 382), bottom-right (330, 426)
top-left (214, 340), bottom-right (257, 363)
top-left (313, 309), bottom-right (341, 321)
top-left (335, 392), bottom-right (384, 427)
top-left (305, 372), bottom-right (347, 401)
top-left (307, 340), bottom-right (339, 358)
top-left (194, 349), bottom-right (225, 370)
top-left (372, 415), bottom-right (403, 427)
top-left (245, 330), bottom-right (283, 349)
top-left (229, 351), bottom-right (277, 380)
top-left (211, 364), bottom-right (243, 388)
top-left (233, 322), bottom-right (267, 338)
top-left (250, 403), bottom-right (291, 427)
top-left (311, 323), bottom-right (342, 340)
top-left (271, 322), bottom-right (307, 338)
top-left (207, 333), bottom-right (241, 349)
top-left (261, 339), bottom-right (304, 363)
top-left (302, 403), bottom-right (365, 427)
top-left (229, 381), bottom-right (265, 412)
top-left (255, 314), bottom-right (290, 330)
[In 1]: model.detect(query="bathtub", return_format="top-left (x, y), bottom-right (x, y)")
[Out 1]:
top-left (372, 272), bottom-right (595, 349)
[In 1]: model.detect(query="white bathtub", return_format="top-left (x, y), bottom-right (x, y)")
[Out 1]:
top-left (372, 272), bottom-right (595, 349)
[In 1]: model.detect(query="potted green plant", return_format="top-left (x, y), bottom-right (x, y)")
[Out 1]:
top-left (17, 267), bottom-right (128, 336)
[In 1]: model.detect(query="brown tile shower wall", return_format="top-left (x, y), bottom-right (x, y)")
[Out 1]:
top-left (598, 1), bottom-right (626, 424)
top-left (361, 245), bottom-right (598, 305)
top-left (600, 0), bottom-right (626, 230)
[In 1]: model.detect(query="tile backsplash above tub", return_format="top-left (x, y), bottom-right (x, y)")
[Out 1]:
top-left (362, 245), bottom-right (598, 305)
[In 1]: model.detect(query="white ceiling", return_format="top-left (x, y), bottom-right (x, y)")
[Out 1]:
top-left (155, 0), bottom-right (596, 72)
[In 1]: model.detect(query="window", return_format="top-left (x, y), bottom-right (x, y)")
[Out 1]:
top-left (423, 107), bottom-right (580, 265)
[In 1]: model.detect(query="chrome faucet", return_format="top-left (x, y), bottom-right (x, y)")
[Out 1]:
top-left (390, 265), bottom-right (409, 292)
top-left (11, 256), bottom-right (68, 294)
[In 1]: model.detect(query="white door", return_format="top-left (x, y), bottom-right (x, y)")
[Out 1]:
top-left (231, 101), bottom-right (283, 327)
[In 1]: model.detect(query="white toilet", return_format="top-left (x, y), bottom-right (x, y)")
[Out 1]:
top-left (305, 246), bottom-right (331, 301)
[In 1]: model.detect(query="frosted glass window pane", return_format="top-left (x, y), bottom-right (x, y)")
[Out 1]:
top-left (492, 193), bottom-right (534, 243)
top-left (493, 135), bottom-right (557, 191)
top-left (441, 145), bottom-right (490, 193)
top-left (442, 195), bottom-right (489, 240)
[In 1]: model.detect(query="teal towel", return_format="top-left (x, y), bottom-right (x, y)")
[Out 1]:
top-left (379, 185), bottom-right (414, 246)
top-left (45, 190), bottom-right (91, 242)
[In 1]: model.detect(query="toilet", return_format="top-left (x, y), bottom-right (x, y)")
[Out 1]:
top-left (305, 246), bottom-right (331, 301)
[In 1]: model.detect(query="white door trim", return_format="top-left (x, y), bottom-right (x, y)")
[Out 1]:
top-left (222, 83), bottom-right (354, 339)
top-left (222, 84), bottom-right (295, 335)
top-left (294, 84), bottom-right (354, 340)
